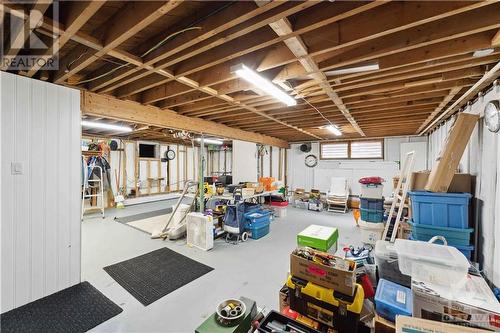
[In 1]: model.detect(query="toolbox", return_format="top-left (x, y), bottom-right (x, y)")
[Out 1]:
top-left (286, 275), bottom-right (364, 333)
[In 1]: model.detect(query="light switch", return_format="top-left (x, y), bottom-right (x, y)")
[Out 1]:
top-left (11, 162), bottom-right (24, 175)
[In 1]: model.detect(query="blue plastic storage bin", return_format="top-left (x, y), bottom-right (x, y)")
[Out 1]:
top-left (408, 191), bottom-right (471, 228)
top-left (455, 244), bottom-right (474, 260)
top-left (360, 208), bottom-right (384, 223)
top-left (409, 220), bottom-right (473, 246)
top-left (244, 210), bottom-right (271, 225)
top-left (247, 222), bottom-right (270, 239)
top-left (360, 197), bottom-right (384, 210)
top-left (375, 279), bottom-right (412, 322)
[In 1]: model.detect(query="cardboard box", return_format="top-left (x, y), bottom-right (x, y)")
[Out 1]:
top-left (425, 113), bottom-right (479, 192)
top-left (375, 314), bottom-right (395, 333)
top-left (396, 316), bottom-right (491, 333)
top-left (290, 252), bottom-right (356, 296)
top-left (412, 275), bottom-right (500, 331)
top-left (411, 171), bottom-right (474, 194)
top-left (297, 225), bottom-right (338, 252)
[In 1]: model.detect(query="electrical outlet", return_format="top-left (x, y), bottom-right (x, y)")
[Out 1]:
top-left (11, 162), bottom-right (24, 175)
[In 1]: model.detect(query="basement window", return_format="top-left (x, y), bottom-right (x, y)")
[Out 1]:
top-left (320, 140), bottom-right (383, 160)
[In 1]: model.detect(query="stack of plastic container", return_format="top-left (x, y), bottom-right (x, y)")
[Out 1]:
top-left (359, 177), bottom-right (385, 245)
top-left (244, 209), bottom-right (272, 239)
top-left (408, 191), bottom-right (474, 259)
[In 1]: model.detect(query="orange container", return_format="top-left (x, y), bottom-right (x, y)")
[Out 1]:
top-left (259, 177), bottom-right (276, 191)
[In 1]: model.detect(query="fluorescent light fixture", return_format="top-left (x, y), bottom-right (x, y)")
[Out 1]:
top-left (326, 125), bottom-right (342, 136)
top-left (81, 120), bottom-right (132, 132)
top-left (232, 64), bottom-right (297, 106)
top-left (196, 138), bottom-right (223, 145)
top-left (325, 63), bottom-right (379, 76)
top-left (473, 48), bottom-right (494, 58)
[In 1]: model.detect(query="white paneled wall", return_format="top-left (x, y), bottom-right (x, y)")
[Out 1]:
top-left (1, 72), bottom-right (81, 312)
top-left (427, 84), bottom-right (500, 285)
top-left (287, 137), bottom-right (427, 197)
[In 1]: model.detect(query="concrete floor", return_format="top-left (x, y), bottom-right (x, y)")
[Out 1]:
top-left (82, 201), bottom-right (362, 333)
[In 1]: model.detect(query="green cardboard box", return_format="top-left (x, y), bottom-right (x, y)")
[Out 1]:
top-left (297, 224), bottom-right (339, 252)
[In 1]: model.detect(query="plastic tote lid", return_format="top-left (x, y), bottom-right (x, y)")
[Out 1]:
top-left (394, 239), bottom-right (469, 269)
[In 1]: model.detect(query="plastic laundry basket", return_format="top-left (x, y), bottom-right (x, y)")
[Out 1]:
top-left (394, 239), bottom-right (469, 287)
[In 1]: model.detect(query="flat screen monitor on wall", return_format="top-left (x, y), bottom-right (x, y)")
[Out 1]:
top-left (139, 143), bottom-right (157, 158)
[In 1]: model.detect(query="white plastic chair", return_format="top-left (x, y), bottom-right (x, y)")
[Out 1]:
top-left (326, 177), bottom-right (349, 213)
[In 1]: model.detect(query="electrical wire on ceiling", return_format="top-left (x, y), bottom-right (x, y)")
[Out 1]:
top-left (73, 1), bottom-right (237, 85)
top-left (283, 80), bottom-right (338, 129)
top-left (74, 27), bottom-right (202, 85)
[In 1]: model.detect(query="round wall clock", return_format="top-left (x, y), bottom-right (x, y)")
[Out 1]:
top-left (164, 149), bottom-right (176, 161)
top-left (484, 100), bottom-right (500, 133)
top-left (305, 154), bottom-right (318, 168)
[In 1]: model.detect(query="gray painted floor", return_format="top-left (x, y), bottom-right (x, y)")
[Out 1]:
top-left (82, 201), bottom-right (362, 333)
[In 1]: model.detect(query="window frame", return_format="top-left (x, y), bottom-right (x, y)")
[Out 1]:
top-left (319, 139), bottom-right (384, 160)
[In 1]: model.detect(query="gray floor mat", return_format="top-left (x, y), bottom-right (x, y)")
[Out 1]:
top-left (114, 207), bottom-right (173, 224)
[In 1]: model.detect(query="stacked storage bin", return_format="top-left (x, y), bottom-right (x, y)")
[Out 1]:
top-left (359, 178), bottom-right (385, 245)
top-left (408, 191), bottom-right (474, 259)
top-left (244, 209), bottom-right (272, 239)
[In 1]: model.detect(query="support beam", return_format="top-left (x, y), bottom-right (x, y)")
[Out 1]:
top-left (27, 1), bottom-right (105, 77)
top-left (492, 29), bottom-right (500, 46)
top-left (81, 92), bottom-right (289, 148)
top-left (420, 60), bottom-right (500, 134)
top-left (257, 1), bottom-right (365, 136)
top-left (54, 1), bottom-right (182, 83)
top-left (416, 87), bottom-right (462, 133)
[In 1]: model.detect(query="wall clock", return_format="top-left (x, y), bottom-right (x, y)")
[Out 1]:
top-left (164, 149), bottom-right (176, 161)
top-left (305, 154), bottom-right (318, 168)
top-left (484, 100), bottom-right (500, 133)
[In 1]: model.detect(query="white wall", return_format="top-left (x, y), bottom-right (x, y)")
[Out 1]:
top-left (232, 140), bottom-right (258, 184)
top-left (287, 137), bottom-right (427, 197)
top-left (427, 84), bottom-right (500, 286)
top-left (1, 72), bottom-right (81, 312)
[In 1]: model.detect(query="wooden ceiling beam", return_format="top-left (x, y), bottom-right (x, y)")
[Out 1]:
top-left (493, 29), bottom-right (500, 46)
top-left (257, 1), bottom-right (364, 136)
top-left (113, 1), bottom-right (382, 98)
top-left (26, 1), bottom-right (105, 77)
top-left (89, 1), bottom-right (303, 94)
top-left (338, 67), bottom-right (484, 99)
top-left (54, 1), bottom-right (182, 83)
top-left (276, 4), bottom-right (500, 81)
top-left (416, 87), bottom-right (463, 133)
top-left (81, 91), bottom-right (289, 148)
top-left (141, 81), bottom-right (195, 104)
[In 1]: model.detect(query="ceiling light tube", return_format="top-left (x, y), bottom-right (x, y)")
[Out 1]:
top-left (232, 64), bottom-right (297, 106)
top-left (196, 138), bottom-right (223, 145)
top-left (81, 120), bottom-right (132, 132)
top-left (326, 125), bottom-right (342, 136)
top-left (325, 63), bottom-right (379, 76)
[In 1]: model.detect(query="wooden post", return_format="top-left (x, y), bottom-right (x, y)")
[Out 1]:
top-left (176, 144), bottom-right (180, 191)
top-left (134, 142), bottom-right (139, 197)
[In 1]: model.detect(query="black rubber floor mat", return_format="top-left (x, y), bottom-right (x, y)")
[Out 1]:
top-left (103, 247), bottom-right (214, 306)
top-left (0, 281), bottom-right (122, 333)
top-left (114, 207), bottom-right (173, 224)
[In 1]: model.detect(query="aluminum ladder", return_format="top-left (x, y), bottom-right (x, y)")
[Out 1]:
top-left (382, 151), bottom-right (415, 242)
top-left (81, 165), bottom-right (105, 220)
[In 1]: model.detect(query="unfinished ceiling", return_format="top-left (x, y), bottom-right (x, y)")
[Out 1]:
top-left (3, 0), bottom-right (500, 142)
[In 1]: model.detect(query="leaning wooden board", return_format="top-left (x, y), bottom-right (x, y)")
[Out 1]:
top-left (425, 113), bottom-right (479, 192)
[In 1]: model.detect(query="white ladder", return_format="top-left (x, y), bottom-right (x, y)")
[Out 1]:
top-left (382, 151), bottom-right (415, 242)
top-left (81, 165), bottom-right (105, 220)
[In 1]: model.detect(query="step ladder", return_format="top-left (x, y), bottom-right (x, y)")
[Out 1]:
top-left (382, 151), bottom-right (415, 242)
top-left (81, 165), bottom-right (105, 220)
